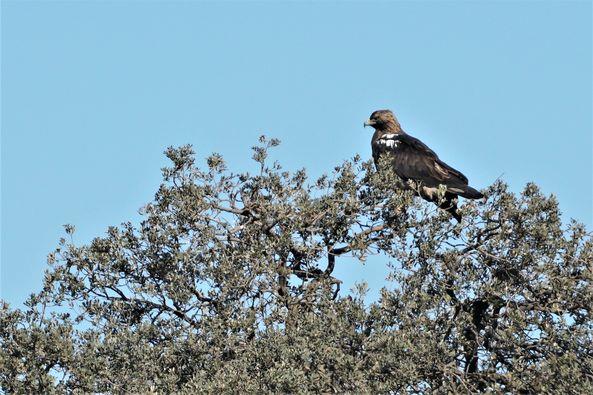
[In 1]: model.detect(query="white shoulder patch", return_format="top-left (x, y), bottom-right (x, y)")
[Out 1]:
top-left (378, 134), bottom-right (399, 149)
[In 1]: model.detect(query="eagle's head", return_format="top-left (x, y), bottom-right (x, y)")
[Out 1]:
top-left (364, 109), bottom-right (402, 132)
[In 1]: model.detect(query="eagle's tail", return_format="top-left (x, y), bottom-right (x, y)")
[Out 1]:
top-left (459, 186), bottom-right (484, 200)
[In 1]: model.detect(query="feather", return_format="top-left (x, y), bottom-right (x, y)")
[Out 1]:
top-left (368, 109), bottom-right (484, 221)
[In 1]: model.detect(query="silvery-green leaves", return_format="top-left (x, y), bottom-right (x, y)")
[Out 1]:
top-left (1, 138), bottom-right (591, 393)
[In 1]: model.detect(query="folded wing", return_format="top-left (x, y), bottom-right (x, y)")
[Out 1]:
top-left (373, 133), bottom-right (482, 199)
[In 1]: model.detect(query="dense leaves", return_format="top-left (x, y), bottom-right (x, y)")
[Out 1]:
top-left (2, 138), bottom-right (592, 393)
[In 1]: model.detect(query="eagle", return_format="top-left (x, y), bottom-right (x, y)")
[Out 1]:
top-left (364, 109), bottom-right (483, 222)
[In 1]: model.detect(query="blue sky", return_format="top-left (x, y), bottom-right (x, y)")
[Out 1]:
top-left (2, 1), bottom-right (591, 307)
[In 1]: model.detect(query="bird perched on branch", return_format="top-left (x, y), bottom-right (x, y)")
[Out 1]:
top-left (364, 109), bottom-right (483, 222)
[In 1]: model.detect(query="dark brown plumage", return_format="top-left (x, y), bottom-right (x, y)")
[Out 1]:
top-left (364, 109), bottom-right (483, 222)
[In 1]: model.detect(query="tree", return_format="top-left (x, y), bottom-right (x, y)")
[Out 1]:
top-left (1, 137), bottom-right (592, 393)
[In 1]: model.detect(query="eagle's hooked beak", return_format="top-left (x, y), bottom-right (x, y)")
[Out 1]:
top-left (364, 119), bottom-right (376, 128)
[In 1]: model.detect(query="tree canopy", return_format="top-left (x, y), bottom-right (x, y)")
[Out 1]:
top-left (1, 137), bottom-right (592, 393)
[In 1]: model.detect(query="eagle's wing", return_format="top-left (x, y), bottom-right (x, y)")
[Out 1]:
top-left (374, 133), bottom-right (469, 189)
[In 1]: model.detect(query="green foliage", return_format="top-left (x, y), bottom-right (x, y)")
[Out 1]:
top-left (1, 137), bottom-right (592, 393)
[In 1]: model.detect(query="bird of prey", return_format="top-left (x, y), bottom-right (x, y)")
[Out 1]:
top-left (364, 109), bottom-right (483, 222)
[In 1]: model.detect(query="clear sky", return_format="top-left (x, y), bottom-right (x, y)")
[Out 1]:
top-left (2, 1), bottom-right (591, 307)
